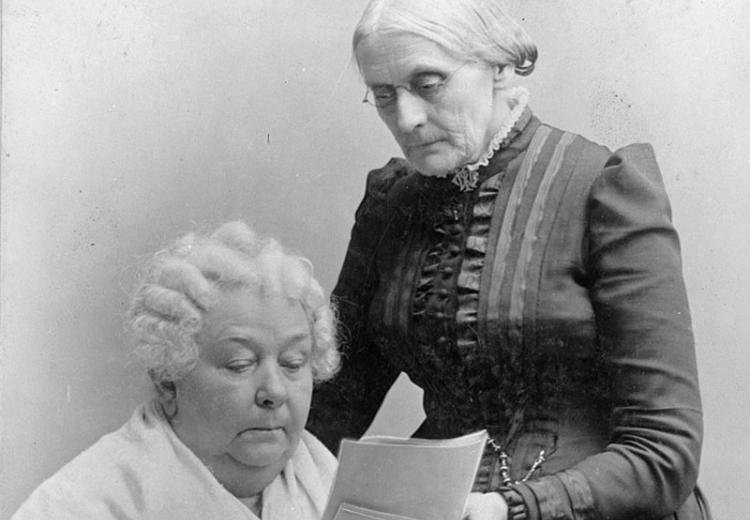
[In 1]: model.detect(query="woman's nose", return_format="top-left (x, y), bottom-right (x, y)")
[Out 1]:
top-left (392, 89), bottom-right (428, 133)
top-left (255, 363), bottom-right (289, 409)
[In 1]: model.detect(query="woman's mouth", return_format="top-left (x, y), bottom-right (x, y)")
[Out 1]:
top-left (411, 139), bottom-right (440, 148)
top-left (407, 139), bottom-right (445, 154)
top-left (239, 426), bottom-right (284, 439)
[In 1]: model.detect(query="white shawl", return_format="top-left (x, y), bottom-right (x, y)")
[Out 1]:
top-left (12, 400), bottom-right (337, 520)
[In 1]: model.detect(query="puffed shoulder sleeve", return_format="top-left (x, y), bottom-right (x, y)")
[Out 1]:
top-left (518, 144), bottom-right (703, 520)
top-left (307, 159), bottom-right (409, 452)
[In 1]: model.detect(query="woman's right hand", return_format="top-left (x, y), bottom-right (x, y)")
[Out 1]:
top-left (462, 492), bottom-right (508, 520)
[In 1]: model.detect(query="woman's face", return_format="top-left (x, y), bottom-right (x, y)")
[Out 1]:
top-left (356, 32), bottom-right (501, 177)
top-left (170, 289), bottom-right (313, 494)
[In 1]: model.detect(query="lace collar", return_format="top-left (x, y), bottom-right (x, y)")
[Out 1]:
top-left (448, 86), bottom-right (529, 191)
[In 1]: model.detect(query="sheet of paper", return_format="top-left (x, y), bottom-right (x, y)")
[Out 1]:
top-left (332, 503), bottom-right (420, 520)
top-left (322, 430), bottom-right (488, 520)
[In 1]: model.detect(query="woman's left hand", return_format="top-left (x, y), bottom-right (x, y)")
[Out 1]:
top-left (463, 492), bottom-right (508, 520)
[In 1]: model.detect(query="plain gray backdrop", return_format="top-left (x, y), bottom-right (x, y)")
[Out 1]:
top-left (2, 1), bottom-right (748, 518)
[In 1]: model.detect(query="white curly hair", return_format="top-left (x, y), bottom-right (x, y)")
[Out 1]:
top-left (128, 221), bottom-right (339, 384)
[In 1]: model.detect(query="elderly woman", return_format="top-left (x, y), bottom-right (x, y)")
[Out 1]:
top-left (308, 1), bottom-right (710, 519)
top-left (13, 221), bottom-right (339, 520)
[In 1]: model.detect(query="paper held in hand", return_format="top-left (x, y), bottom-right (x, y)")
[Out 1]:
top-left (322, 429), bottom-right (488, 520)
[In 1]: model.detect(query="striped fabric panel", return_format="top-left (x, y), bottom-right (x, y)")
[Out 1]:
top-left (395, 233), bottom-right (430, 337)
top-left (479, 125), bottom-right (551, 342)
top-left (381, 228), bottom-right (421, 336)
top-left (507, 131), bottom-right (576, 331)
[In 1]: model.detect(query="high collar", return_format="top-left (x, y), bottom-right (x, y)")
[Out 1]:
top-left (417, 86), bottom-right (530, 192)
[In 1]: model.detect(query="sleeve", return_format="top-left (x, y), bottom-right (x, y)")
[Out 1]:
top-left (11, 481), bottom-right (120, 520)
top-left (307, 160), bottom-right (406, 453)
top-left (514, 144), bottom-right (703, 520)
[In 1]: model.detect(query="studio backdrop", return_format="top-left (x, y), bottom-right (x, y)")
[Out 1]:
top-left (2, 1), bottom-right (749, 518)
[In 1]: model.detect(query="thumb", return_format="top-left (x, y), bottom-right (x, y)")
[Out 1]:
top-left (462, 492), bottom-right (508, 520)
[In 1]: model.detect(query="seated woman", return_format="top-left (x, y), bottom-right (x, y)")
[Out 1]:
top-left (12, 221), bottom-right (340, 520)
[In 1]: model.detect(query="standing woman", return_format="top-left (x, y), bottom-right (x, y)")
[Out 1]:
top-left (308, 1), bottom-right (710, 519)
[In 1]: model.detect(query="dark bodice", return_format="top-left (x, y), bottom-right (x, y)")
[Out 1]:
top-left (309, 113), bottom-right (706, 520)
top-left (366, 131), bottom-right (605, 438)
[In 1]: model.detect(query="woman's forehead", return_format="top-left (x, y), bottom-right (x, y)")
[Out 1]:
top-left (199, 290), bottom-right (311, 345)
top-left (356, 32), bottom-right (464, 83)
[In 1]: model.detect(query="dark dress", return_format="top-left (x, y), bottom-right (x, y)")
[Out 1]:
top-left (309, 111), bottom-right (710, 520)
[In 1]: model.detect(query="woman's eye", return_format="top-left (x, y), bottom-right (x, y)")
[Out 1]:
top-left (373, 88), bottom-right (395, 101)
top-left (226, 360), bottom-right (256, 373)
top-left (414, 75), bottom-right (444, 94)
top-left (282, 358), bottom-right (308, 372)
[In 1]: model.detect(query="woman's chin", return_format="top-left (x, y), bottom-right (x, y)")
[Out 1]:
top-left (407, 151), bottom-right (460, 178)
top-left (231, 447), bottom-right (287, 468)
top-left (410, 160), bottom-right (453, 178)
top-left (229, 439), bottom-right (291, 468)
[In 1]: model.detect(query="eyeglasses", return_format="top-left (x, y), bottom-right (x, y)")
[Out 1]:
top-left (362, 61), bottom-right (471, 109)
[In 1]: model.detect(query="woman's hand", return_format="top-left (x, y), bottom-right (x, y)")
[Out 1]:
top-left (463, 492), bottom-right (508, 520)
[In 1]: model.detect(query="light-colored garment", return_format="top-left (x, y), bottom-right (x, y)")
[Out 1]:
top-left (12, 400), bottom-right (337, 520)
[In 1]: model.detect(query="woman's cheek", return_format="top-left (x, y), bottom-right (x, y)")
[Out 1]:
top-left (446, 109), bottom-right (470, 159)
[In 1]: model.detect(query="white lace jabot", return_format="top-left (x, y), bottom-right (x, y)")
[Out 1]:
top-left (448, 86), bottom-right (529, 191)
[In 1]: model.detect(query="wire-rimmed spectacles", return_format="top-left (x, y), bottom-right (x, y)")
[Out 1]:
top-left (362, 61), bottom-right (472, 109)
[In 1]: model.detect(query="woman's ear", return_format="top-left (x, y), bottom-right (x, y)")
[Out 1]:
top-left (150, 371), bottom-right (179, 418)
top-left (155, 380), bottom-right (177, 401)
top-left (493, 63), bottom-right (517, 89)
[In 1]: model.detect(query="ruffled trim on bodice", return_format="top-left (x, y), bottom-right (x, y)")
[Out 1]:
top-left (449, 87), bottom-right (529, 191)
top-left (409, 108), bottom-right (533, 432)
